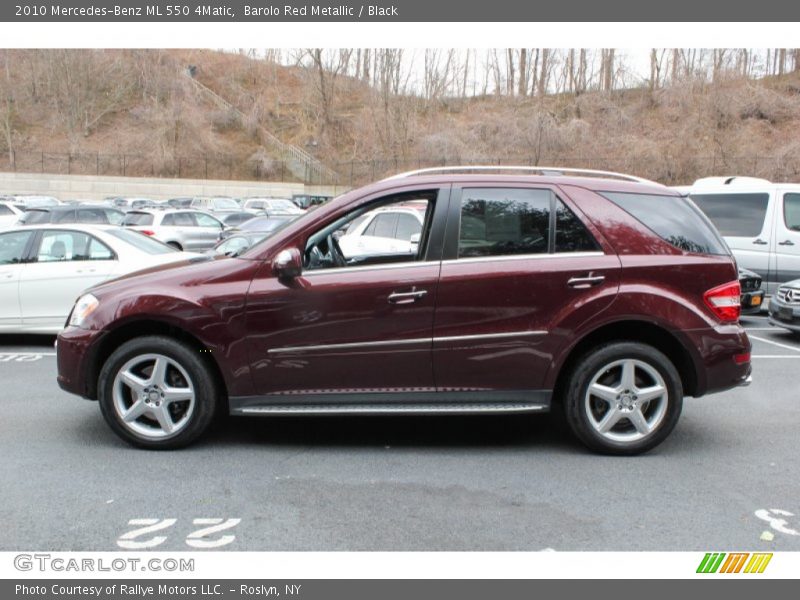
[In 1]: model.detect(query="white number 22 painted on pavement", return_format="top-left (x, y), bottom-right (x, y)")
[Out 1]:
top-left (117, 518), bottom-right (240, 549)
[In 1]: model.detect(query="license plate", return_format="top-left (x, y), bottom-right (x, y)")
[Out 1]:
top-left (751, 295), bottom-right (762, 306)
top-left (779, 306), bottom-right (794, 321)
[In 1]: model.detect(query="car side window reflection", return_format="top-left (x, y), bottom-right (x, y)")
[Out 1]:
top-left (304, 193), bottom-right (435, 271)
top-left (36, 231), bottom-right (114, 263)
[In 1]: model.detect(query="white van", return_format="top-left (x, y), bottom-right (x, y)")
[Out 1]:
top-left (677, 177), bottom-right (800, 296)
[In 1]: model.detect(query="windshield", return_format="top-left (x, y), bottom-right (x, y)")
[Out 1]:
top-left (106, 228), bottom-right (177, 254)
top-left (212, 198), bottom-right (240, 210)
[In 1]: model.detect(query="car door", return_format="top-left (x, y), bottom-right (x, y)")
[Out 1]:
top-left (773, 191), bottom-right (800, 288)
top-left (190, 212), bottom-right (225, 250)
top-left (0, 230), bottom-right (35, 331)
top-left (689, 191), bottom-right (775, 292)
top-left (245, 187), bottom-right (448, 399)
top-left (19, 230), bottom-right (116, 331)
top-left (432, 185), bottom-right (621, 398)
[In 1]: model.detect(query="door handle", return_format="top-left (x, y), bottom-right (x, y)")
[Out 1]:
top-left (568, 275), bottom-right (606, 289)
top-left (388, 288), bottom-right (428, 304)
top-left (779, 240), bottom-right (795, 246)
top-left (753, 238), bottom-right (769, 245)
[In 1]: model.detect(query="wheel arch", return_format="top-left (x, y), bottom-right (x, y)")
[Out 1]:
top-left (86, 319), bottom-right (228, 405)
top-left (550, 320), bottom-right (701, 404)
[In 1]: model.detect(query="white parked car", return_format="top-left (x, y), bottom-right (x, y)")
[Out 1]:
top-left (337, 204), bottom-right (425, 259)
top-left (0, 225), bottom-right (199, 334)
top-left (0, 202), bottom-right (24, 229)
top-left (677, 176), bottom-right (800, 295)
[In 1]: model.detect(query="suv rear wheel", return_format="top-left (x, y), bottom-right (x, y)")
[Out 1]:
top-left (98, 336), bottom-right (218, 449)
top-left (563, 342), bottom-right (683, 455)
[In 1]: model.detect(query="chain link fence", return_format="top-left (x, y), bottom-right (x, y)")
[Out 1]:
top-left (3, 151), bottom-right (800, 188)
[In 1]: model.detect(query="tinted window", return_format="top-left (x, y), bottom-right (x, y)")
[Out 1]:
top-left (784, 194), bottom-right (800, 232)
top-left (689, 193), bottom-right (769, 237)
top-left (396, 213), bottom-right (422, 241)
top-left (459, 188), bottom-right (550, 258)
top-left (555, 200), bottom-right (600, 252)
top-left (0, 231), bottom-right (32, 264)
top-left (122, 212), bottom-right (154, 226)
top-left (170, 212), bottom-right (196, 227)
top-left (0, 204), bottom-right (12, 216)
top-left (77, 209), bottom-right (108, 224)
top-left (602, 192), bottom-right (728, 255)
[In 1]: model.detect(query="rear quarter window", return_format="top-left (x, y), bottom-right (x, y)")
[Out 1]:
top-left (601, 191), bottom-right (729, 256)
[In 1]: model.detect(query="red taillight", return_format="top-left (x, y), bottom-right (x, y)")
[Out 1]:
top-left (734, 352), bottom-right (751, 365)
top-left (140, 230), bottom-right (155, 236)
top-left (704, 281), bottom-right (741, 322)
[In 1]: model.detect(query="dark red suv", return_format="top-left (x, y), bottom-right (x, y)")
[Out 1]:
top-left (56, 167), bottom-right (752, 454)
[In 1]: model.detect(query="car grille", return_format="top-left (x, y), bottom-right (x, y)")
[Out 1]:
top-left (740, 277), bottom-right (761, 292)
top-left (776, 287), bottom-right (800, 305)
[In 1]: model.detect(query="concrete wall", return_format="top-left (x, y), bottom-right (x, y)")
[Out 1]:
top-left (0, 171), bottom-right (349, 201)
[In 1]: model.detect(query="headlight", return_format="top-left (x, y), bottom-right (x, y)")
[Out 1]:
top-left (68, 294), bottom-right (99, 328)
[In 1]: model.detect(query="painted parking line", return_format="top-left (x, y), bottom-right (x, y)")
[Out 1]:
top-left (752, 355), bottom-right (800, 359)
top-left (748, 335), bottom-right (800, 353)
top-left (0, 352), bottom-right (56, 362)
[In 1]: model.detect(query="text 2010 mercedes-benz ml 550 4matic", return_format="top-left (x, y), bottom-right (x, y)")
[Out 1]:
top-left (56, 167), bottom-right (752, 454)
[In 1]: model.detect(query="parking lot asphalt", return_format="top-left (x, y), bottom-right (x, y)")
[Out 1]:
top-left (1, 316), bottom-right (799, 552)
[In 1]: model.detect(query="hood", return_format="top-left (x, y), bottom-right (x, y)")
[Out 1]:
top-left (89, 254), bottom-right (231, 297)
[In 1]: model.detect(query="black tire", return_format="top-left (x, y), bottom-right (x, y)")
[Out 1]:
top-left (166, 241), bottom-right (183, 251)
top-left (563, 342), bottom-right (683, 456)
top-left (98, 336), bottom-right (218, 449)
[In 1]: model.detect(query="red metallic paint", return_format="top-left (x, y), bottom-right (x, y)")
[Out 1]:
top-left (56, 174), bottom-right (751, 407)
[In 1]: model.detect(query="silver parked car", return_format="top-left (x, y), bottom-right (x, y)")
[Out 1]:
top-left (121, 209), bottom-right (225, 251)
top-left (768, 279), bottom-right (800, 335)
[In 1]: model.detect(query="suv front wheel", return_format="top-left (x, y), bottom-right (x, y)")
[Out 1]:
top-left (563, 342), bottom-right (683, 455)
top-left (98, 336), bottom-right (218, 449)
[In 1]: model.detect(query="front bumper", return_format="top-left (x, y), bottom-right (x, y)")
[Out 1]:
top-left (740, 290), bottom-right (765, 315)
top-left (56, 326), bottom-right (106, 399)
top-left (768, 296), bottom-right (800, 332)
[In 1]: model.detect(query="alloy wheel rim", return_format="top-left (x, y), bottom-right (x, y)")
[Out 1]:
top-left (584, 358), bottom-right (669, 443)
top-left (112, 353), bottom-right (196, 439)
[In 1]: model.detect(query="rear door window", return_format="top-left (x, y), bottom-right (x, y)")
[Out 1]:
top-left (602, 192), bottom-right (729, 255)
top-left (689, 193), bottom-right (769, 237)
top-left (458, 188), bottom-right (551, 258)
top-left (122, 212), bottom-right (154, 226)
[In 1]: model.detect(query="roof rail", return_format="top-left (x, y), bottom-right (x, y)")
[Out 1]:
top-left (383, 165), bottom-right (662, 186)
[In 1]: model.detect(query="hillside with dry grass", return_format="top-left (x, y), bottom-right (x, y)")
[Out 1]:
top-left (2, 48), bottom-right (800, 186)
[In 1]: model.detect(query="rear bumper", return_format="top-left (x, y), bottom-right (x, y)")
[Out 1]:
top-left (688, 322), bottom-right (751, 397)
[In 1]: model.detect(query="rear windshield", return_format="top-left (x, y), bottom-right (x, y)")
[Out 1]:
top-left (105, 228), bottom-right (176, 254)
top-left (601, 192), bottom-right (729, 255)
top-left (122, 212), bottom-right (154, 226)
